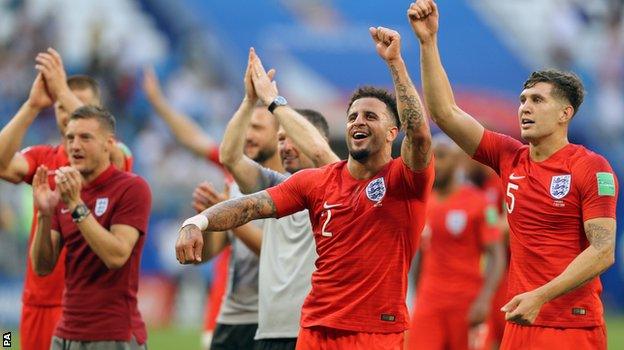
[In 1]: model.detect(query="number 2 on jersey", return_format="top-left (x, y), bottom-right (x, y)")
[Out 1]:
top-left (506, 182), bottom-right (519, 214)
top-left (322, 209), bottom-right (333, 237)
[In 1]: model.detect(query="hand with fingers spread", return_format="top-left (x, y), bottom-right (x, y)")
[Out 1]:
top-left (175, 224), bottom-right (204, 264)
top-left (142, 66), bottom-right (165, 103)
top-left (54, 166), bottom-right (83, 210)
top-left (191, 181), bottom-right (231, 213)
top-left (407, 0), bottom-right (439, 43)
top-left (35, 48), bottom-right (71, 100)
top-left (368, 26), bottom-right (402, 62)
top-left (27, 73), bottom-right (54, 111)
top-left (248, 48), bottom-right (277, 106)
top-left (501, 290), bottom-right (546, 325)
top-left (32, 166), bottom-right (60, 216)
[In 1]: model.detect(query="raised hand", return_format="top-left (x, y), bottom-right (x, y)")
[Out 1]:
top-left (248, 48), bottom-right (277, 106)
top-left (369, 26), bottom-right (402, 62)
top-left (142, 66), bottom-right (164, 103)
top-left (27, 73), bottom-right (54, 111)
top-left (192, 182), bottom-right (230, 213)
top-left (32, 166), bottom-right (60, 216)
top-left (35, 48), bottom-right (70, 100)
top-left (407, 0), bottom-right (439, 43)
top-left (54, 166), bottom-right (83, 210)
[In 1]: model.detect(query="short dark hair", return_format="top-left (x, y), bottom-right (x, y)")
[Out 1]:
top-left (347, 86), bottom-right (400, 128)
top-left (523, 70), bottom-right (585, 116)
top-left (70, 106), bottom-right (116, 134)
top-left (295, 108), bottom-right (330, 138)
top-left (67, 75), bottom-right (101, 106)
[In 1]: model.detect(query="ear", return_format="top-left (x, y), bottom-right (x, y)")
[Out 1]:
top-left (559, 105), bottom-right (574, 123)
top-left (386, 126), bottom-right (399, 143)
top-left (105, 134), bottom-right (116, 152)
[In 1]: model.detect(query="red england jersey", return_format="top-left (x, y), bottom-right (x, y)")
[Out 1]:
top-left (51, 165), bottom-right (151, 343)
top-left (20, 143), bottom-right (133, 307)
top-left (417, 185), bottom-right (501, 310)
top-left (473, 130), bottom-right (618, 328)
top-left (266, 158), bottom-right (434, 333)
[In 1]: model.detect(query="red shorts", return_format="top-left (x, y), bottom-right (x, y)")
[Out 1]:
top-left (20, 304), bottom-right (63, 350)
top-left (408, 306), bottom-right (489, 350)
top-left (296, 326), bottom-right (404, 350)
top-left (501, 322), bottom-right (606, 350)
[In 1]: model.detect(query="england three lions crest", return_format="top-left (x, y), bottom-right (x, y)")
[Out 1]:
top-left (94, 198), bottom-right (109, 216)
top-left (366, 177), bottom-right (386, 205)
top-left (550, 175), bottom-right (571, 199)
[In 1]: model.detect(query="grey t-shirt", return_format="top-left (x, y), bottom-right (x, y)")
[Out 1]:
top-left (217, 182), bottom-right (261, 324)
top-left (254, 168), bottom-right (317, 339)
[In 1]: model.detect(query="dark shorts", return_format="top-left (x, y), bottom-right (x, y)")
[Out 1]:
top-left (210, 323), bottom-right (258, 350)
top-left (51, 336), bottom-right (146, 350)
top-left (253, 338), bottom-right (297, 350)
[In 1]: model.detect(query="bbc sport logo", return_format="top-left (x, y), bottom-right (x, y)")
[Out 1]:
top-left (2, 332), bottom-right (10, 348)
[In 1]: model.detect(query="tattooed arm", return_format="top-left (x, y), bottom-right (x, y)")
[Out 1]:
top-left (369, 26), bottom-right (432, 170)
top-left (175, 191), bottom-right (277, 264)
top-left (501, 217), bottom-right (616, 325)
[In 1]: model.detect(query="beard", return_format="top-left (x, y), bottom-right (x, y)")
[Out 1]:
top-left (349, 148), bottom-right (370, 162)
top-left (252, 147), bottom-right (276, 164)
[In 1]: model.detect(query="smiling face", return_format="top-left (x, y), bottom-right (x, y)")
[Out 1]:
top-left (244, 107), bottom-right (279, 163)
top-left (518, 82), bottom-right (573, 143)
top-left (277, 125), bottom-right (315, 173)
top-left (345, 97), bottom-right (398, 162)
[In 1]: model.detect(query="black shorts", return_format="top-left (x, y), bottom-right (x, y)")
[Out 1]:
top-left (253, 338), bottom-right (297, 350)
top-left (210, 323), bottom-right (258, 350)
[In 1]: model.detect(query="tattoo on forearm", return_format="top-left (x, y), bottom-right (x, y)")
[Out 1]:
top-left (586, 223), bottom-right (614, 251)
top-left (390, 64), bottom-right (424, 132)
top-left (205, 191), bottom-right (276, 231)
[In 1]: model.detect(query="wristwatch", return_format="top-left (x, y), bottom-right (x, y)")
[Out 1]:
top-left (71, 204), bottom-right (91, 223)
top-left (268, 96), bottom-right (288, 113)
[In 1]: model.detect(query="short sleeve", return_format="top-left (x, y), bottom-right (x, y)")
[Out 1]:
top-left (20, 145), bottom-right (48, 185)
top-left (576, 155), bottom-right (618, 221)
top-left (258, 166), bottom-right (288, 189)
top-left (480, 202), bottom-right (501, 246)
top-left (396, 157), bottom-right (435, 200)
top-left (265, 168), bottom-right (313, 218)
top-left (110, 177), bottom-right (152, 234)
top-left (473, 130), bottom-right (523, 174)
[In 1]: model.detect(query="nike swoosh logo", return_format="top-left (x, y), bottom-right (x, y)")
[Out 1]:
top-left (323, 201), bottom-right (341, 209)
top-left (61, 208), bottom-right (70, 214)
top-left (509, 173), bottom-right (525, 180)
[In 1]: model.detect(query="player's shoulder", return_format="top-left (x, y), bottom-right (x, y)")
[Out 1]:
top-left (459, 183), bottom-right (489, 202)
top-left (567, 144), bottom-right (613, 171)
top-left (299, 160), bottom-right (345, 177)
top-left (21, 143), bottom-right (61, 156)
top-left (113, 169), bottom-right (150, 191)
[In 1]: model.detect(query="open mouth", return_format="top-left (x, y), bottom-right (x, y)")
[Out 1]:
top-left (521, 118), bottom-right (535, 126)
top-left (71, 154), bottom-right (85, 161)
top-left (352, 131), bottom-right (369, 140)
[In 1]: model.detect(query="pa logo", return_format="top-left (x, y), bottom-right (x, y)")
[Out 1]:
top-left (366, 177), bottom-right (386, 204)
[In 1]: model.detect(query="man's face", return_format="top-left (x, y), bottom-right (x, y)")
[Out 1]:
top-left (244, 108), bottom-right (278, 163)
top-left (55, 88), bottom-right (99, 136)
top-left (518, 82), bottom-right (569, 142)
top-left (278, 125), bottom-right (315, 173)
top-left (433, 142), bottom-right (460, 189)
top-left (65, 118), bottom-right (112, 177)
top-left (345, 97), bottom-right (397, 162)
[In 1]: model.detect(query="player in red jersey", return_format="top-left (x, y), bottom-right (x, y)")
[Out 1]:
top-left (0, 49), bottom-right (133, 350)
top-left (409, 136), bottom-right (505, 350)
top-left (410, 1), bottom-right (618, 348)
top-left (176, 26), bottom-right (434, 350)
top-left (31, 106), bottom-right (150, 348)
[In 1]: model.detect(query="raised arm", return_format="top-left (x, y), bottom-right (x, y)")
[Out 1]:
top-left (249, 49), bottom-right (340, 167)
top-left (143, 67), bottom-right (220, 160)
top-left (176, 191), bottom-right (276, 264)
top-left (36, 48), bottom-right (83, 115)
top-left (370, 27), bottom-right (432, 170)
top-left (30, 166), bottom-right (62, 275)
top-left (502, 217), bottom-right (615, 324)
top-left (0, 74), bottom-right (53, 183)
top-left (409, 0), bottom-right (484, 156)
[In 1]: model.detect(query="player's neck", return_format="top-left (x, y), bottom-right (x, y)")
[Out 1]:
top-left (529, 134), bottom-right (569, 162)
top-left (82, 160), bottom-right (111, 184)
top-left (261, 153), bottom-right (285, 173)
top-left (346, 153), bottom-right (392, 180)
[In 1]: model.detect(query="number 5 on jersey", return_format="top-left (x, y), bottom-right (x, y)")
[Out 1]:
top-left (506, 182), bottom-right (519, 214)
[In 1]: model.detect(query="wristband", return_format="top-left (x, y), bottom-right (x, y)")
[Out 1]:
top-left (182, 214), bottom-right (208, 231)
